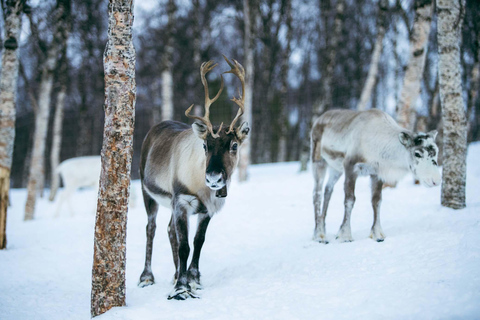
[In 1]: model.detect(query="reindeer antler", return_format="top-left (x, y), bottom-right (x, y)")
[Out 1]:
top-left (185, 60), bottom-right (225, 138)
top-left (223, 55), bottom-right (245, 134)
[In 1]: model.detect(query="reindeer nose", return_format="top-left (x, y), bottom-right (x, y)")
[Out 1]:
top-left (206, 172), bottom-right (224, 188)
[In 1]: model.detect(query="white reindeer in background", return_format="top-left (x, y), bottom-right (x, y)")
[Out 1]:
top-left (51, 156), bottom-right (101, 217)
top-left (51, 156), bottom-right (137, 217)
top-left (311, 109), bottom-right (441, 243)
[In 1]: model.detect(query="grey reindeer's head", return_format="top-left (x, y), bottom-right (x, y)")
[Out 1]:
top-left (186, 56), bottom-right (250, 195)
top-left (399, 130), bottom-right (441, 187)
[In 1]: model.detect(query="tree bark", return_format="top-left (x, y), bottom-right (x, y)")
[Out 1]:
top-left (277, 0), bottom-right (292, 163)
top-left (238, 0), bottom-right (255, 181)
top-left (357, 0), bottom-right (388, 111)
top-left (397, 0), bottom-right (434, 130)
top-left (161, 0), bottom-right (176, 121)
top-left (0, 0), bottom-right (23, 249)
top-left (24, 0), bottom-right (71, 220)
top-left (90, 0), bottom-right (135, 317)
top-left (437, 0), bottom-right (467, 209)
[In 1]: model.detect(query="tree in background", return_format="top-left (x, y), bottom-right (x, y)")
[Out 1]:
top-left (436, 0), bottom-right (467, 209)
top-left (160, 0), bottom-right (176, 122)
top-left (48, 48), bottom-right (69, 201)
top-left (357, 0), bottom-right (388, 111)
top-left (396, 0), bottom-right (434, 130)
top-left (0, 0), bottom-right (24, 249)
top-left (90, 0), bottom-right (135, 316)
top-left (238, 0), bottom-right (256, 182)
top-left (24, 0), bottom-right (71, 220)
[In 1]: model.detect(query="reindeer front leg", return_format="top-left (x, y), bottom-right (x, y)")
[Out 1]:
top-left (369, 175), bottom-right (385, 242)
top-left (168, 196), bottom-right (196, 300)
top-left (187, 214), bottom-right (211, 290)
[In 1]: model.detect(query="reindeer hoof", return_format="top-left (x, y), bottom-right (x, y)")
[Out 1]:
top-left (376, 238), bottom-right (384, 242)
top-left (317, 239), bottom-right (329, 244)
top-left (167, 287), bottom-right (199, 300)
top-left (138, 278), bottom-right (154, 288)
top-left (138, 271), bottom-right (155, 287)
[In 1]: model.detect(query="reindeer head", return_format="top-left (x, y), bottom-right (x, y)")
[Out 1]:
top-left (399, 130), bottom-right (441, 187)
top-left (186, 56), bottom-right (250, 197)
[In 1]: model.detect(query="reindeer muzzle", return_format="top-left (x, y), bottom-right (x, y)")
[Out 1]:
top-left (215, 186), bottom-right (227, 198)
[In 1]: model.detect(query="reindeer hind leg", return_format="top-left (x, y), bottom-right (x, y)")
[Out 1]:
top-left (138, 188), bottom-right (159, 288)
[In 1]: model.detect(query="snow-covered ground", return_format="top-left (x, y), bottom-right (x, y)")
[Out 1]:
top-left (1, 144), bottom-right (480, 320)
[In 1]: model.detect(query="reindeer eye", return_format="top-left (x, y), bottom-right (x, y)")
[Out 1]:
top-left (414, 151), bottom-right (422, 158)
top-left (203, 143), bottom-right (207, 152)
top-left (231, 142), bottom-right (238, 152)
top-left (432, 160), bottom-right (437, 166)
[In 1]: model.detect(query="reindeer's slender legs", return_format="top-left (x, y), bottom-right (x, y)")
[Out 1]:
top-left (187, 214), bottom-right (211, 289)
top-left (138, 189), bottom-right (159, 287)
top-left (337, 163), bottom-right (358, 242)
top-left (312, 160), bottom-right (327, 242)
top-left (319, 168), bottom-right (343, 243)
top-left (369, 175), bottom-right (386, 242)
top-left (168, 196), bottom-right (195, 300)
top-left (168, 215), bottom-right (179, 282)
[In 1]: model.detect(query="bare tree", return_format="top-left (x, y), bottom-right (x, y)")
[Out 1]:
top-left (436, 0), bottom-right (467, 209)
top-left (396, 0), bottom-right (434, 130)
top-left (277, 0), bottom-right (292, 162)
top-left (24, 0), bottom-right (71, 220)
top-left (48, 53), bottom-right (69, 201)
top-left (238, 0), bottom-right (256, 181)
top-left (0, 0), bottom-right (24, 249)
top-left (313, 0), bottom-right (345, 117)
top-left (159, 0), bottom-right (176, 122)
top-left (357, 0), bottom-right (388, 111)
top-left (90, 0), bottom-right (135, 317)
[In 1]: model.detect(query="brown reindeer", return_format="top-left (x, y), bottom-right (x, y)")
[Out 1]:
top-left (138, 56), bottom-right (250, 300)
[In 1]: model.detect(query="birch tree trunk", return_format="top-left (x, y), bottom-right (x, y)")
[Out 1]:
top-left (91, 0), bottom-right (136, 317)
top-left (357, 0), bottom-right (388, 111)
top-left (238, 0), bottom-right (255, 181)
top-left (437, 0), bottom-right (467, 209)
top-left (277, 0), bottom-right (292, 163)
top-left (24, 0), bottom-right (70, 220)
top-left (396, 0), bottom-right (434, 130)
top-left (0, 0), bottom-right (23, 249)
top-left (48, 83), bottom-right (67, 201)
top-left (161, 0), bottom-right (176, 121)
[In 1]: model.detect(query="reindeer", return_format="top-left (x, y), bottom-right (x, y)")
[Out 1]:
top-left (138, 56), bottom-right (250, 300)
top-left (311, 109), bottom-right (441, 243)
top-left (51, 156), bottom-right (101, 217)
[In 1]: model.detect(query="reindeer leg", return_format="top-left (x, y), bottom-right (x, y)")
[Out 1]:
top-left (337, 162), bottom-right (358, 242)
top-left (317, 167), bottom-right (343, 243)
top-left (312, 160), bottom-right (327, 242)
top-left (138, 189), bottom-right (159, 288)
top-left (167, 215), bottom-right (179, 284)
top-left (187, 214), bottom-right (211, 290)
top-left (168, 195), bottom-right (197, 300)
top-left (369, 175), bottom-right (386, 242)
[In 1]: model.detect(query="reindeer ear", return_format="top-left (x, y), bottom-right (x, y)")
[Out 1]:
top-left (236, 121), bottom-right (250, 143)
top-left (399, 132), bottom-right (413, 147)
top-left (192, 122), bottom-right (208, 140)
top-left (427, 130), bottom-right (438, 141)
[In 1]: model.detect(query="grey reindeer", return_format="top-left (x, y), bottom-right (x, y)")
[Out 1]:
top-left (311, 109), bottom-right (441, 244)
top-left (138, 56), bottom-right (250, 300)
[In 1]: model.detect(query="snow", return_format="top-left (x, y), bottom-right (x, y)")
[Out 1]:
top-left (2, 144), bottom-right (480, 320)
